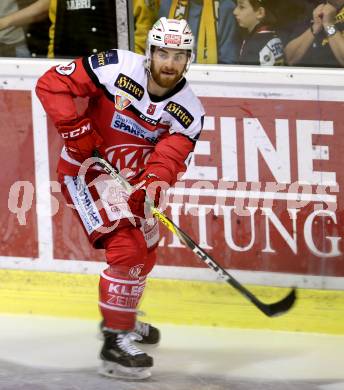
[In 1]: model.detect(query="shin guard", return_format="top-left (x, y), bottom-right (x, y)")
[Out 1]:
top-left (99, 266), bottom-right (147, 330)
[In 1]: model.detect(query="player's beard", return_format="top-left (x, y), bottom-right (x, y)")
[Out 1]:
top-left (150, 61), bottom-right (185, 90)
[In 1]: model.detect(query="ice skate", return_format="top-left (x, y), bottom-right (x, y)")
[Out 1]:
top-left (98, 331), bottom-right (153, 380)
top-left (134, 320), bottom-right (160, 345)
top-left (100, 320), bottom-right (161, 345)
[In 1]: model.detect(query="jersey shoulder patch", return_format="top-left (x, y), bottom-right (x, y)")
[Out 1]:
top-left (161, 83), bottom-right (205, 141)
top-left (164, 101), bottom-right (194, 129)
top-left (85, 50), bottom-right (146, 99)
top-left (56, 62), bottom-right (76, 75)
top-left (90, 49), bottom-right (119, 69)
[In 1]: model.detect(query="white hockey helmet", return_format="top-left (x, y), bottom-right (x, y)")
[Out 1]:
top-left (146, 17), bottom-right (195, 72)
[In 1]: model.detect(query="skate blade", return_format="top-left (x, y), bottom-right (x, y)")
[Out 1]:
top-left (98, 360), bottom-right (151, 380)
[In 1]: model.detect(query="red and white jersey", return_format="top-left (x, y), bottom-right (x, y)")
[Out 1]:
top-left (36, 49), bottom-right (205, 185)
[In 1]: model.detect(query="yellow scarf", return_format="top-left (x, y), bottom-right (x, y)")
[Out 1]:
top-left (168, 0), bottom-right (218, 63)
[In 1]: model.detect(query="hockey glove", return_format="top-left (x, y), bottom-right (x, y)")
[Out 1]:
top-left (57, 117), bottom-right (103, 163)
top-left (128, 174), bottom-right (164, 219)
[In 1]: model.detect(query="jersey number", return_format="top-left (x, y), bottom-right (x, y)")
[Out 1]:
top-left (147, 103), bottom-right (157, 115)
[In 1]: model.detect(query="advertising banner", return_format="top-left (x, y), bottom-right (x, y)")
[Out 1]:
top-left (0, 59), bottom-right (343, 288)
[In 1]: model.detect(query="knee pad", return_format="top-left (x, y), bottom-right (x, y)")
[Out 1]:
top-left (102, 226), bottom-right (148, 269)
top-left (143, 248), bottom-right (157, 276)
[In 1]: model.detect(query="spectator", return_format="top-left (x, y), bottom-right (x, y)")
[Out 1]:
top-left (0, 0), bottom-right (158, 59)
top-left (284, 0), bottom-right (344, 67)
top-left (159, 0), bottom-right (240, 64)
top-left (233, 0), bottom-right (284, 66)
top-left (134, 0), bottom-right (159, 54)
top-left (47, 0), bottom-right (117, 58)
top-left (0, 0), bottom-right (49, 58)
top-left (0, 0), bottom-right (43, 57)
top-left (49, 0), bottom-right (159, 58)
top-left (20, 0), bottom-right (50, 57)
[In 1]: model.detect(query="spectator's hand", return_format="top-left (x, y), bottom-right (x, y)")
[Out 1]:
top-left (0, 17), bottom-right (10, 31)
top-left (312, 4), bottom-right (325, 34)
top-left (321, 3), bottom-right (337, 27)
top-left (57, 117), bottom-right (104, 163)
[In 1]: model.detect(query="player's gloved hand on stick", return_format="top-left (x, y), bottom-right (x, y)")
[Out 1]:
top-left (128, 173), bottom-right (165, 218)
top-left (57, 117), bottom-right (103, 163)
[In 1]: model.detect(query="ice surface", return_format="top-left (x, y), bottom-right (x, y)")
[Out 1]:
top-left (0, 314), bottom-right (343, 390)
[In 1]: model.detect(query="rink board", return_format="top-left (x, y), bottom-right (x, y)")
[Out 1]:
top-left (0, 59), bottom-right (344, 290)
top-left (0, 269), bottom-right (343, 335)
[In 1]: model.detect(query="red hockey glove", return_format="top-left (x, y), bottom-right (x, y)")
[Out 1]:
top-left (128, 174), bottom-right (164, 218)
top-left (57, 117), bottom-right (103, 163)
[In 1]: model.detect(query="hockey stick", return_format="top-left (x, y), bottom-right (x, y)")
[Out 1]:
top-left (92, 150), bottom-right (296, 317)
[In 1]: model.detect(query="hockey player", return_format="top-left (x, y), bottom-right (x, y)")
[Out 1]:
top-left (36, 17), bottom-right (205, 380)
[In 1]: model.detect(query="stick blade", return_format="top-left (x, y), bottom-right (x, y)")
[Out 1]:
top-left (260, 288), bottom-right (297, 317)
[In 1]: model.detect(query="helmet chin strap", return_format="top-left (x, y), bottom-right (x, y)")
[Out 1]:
top-left (144, 57), bottom-right (151, 73)
top-left (185, 52), bottom-right (195, 73)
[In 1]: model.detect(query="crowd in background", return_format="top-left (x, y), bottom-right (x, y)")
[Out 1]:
top-left (0, 0), bottom-right (343, 68)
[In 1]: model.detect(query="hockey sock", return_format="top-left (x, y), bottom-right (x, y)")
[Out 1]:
top-left (99, 266), bottom-right (146, 330)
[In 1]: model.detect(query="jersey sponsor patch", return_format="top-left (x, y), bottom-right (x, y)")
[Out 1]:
top-left (164, 34), bottom-right (182, 45)
top-left (111, 112), bottom-right (161, 143)
top-left (164, 101), bottom-right (194, 129)
top-left (56, 62), bottom-right (76, 76)
top-left (65, 176), bottom-right (103, 235)
top-left (140, 219), bottom-right (159, 249)
top-left (94, 179), bottom-right (131, 223)
top-left (106, 144), bottom-right (154, 177)
top-left (115, 92), bottom-right (132, 111)
top-left (91, 49), bottom-right (118, 69)
top-left (115, 73), bottom-right (144, 101)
